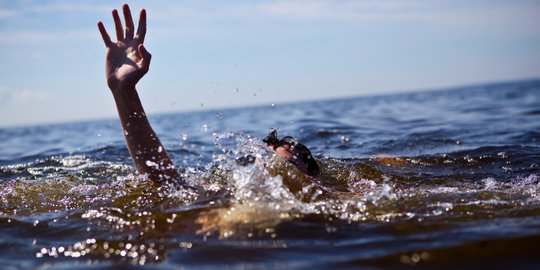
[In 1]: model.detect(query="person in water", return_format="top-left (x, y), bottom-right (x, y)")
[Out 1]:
top-left (97, 4), bottom-right (319, 185)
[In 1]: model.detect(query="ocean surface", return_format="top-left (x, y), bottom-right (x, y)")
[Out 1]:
top-left (1, 79), bottom-right (539, 269)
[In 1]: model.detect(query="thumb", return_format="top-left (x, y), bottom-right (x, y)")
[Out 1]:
top-left (138, 44), bottom-right (152, 70)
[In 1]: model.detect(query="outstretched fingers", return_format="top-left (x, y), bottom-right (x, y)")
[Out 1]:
top-left (112, 9), bottom-right (124, 41)
top-left (97, 21), bottom-right (113, 47)
top-left (100, 5), bottom-right (143, 44)
top-left (122, 4), bottom-right (135, 40)
top-left (135, 9), bottom-right (147, 43)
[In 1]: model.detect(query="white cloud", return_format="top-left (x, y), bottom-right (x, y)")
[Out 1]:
top-left (0, 8), bottom-right (17, 18)
top-left (0, 85), bottom-right (6, 102)
top-left (0, 29), bottom-right (96, 45)
top-left (121, 0), bottom-right (537, 43)
top-left (13, 90), bottom-right (50, 104)
top-left (3, 1), bottom-right (538, 45)
top-left (0, 86), bottom-right (51, 106)
top-left (254, 0), bottom-right (540, 27)
top-left (11, 1), bottom-right (110, 15)
top-left (257, 1), bottom-right (328, 20)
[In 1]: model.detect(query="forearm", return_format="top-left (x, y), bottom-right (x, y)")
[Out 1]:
top-left (112, 86), bottom-right (180, 182)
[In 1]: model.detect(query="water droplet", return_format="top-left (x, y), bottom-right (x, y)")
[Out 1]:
top-left (340, 135), bottom-right (350, 143)
top-left (411, 253), bottom-right (420, 263)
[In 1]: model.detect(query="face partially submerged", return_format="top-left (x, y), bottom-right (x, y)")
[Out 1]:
top-left (263, 129), bottom-right (320, 177)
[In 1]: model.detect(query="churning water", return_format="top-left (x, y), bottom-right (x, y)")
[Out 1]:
top-left (1, 80), bottom-right (539, 269)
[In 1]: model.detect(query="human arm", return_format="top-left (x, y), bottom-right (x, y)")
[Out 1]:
top-left (97, 4), bottom-right (180, 183)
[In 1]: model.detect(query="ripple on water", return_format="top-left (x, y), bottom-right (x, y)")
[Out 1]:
top-left (1, 81), bottom-right (540, 268)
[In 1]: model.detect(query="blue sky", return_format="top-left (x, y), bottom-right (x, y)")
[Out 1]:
top-left (1, 0), bottom-right (539, 127)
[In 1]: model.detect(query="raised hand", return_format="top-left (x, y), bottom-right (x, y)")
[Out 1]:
top-left (97, 4), bottom-right (150, 91)
top-left (96, 4), bottom-right (181, 184)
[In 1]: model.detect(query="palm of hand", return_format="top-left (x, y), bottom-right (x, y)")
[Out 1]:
top-left (106, 41), bottom-right (145, 89)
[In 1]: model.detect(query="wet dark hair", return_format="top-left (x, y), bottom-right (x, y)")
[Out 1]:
top-left (262, 129), bottom-right (281, 147)
top-left (263, 129), bottom-right (320, 177)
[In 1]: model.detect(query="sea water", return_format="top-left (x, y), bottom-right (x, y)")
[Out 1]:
top-left (1, 79), bottom-right (539, 269)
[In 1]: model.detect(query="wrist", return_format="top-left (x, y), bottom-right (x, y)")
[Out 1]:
top-left (107, 75), bottom-right (140, 94)
top-left (109, 82), bottom-right (137, 96)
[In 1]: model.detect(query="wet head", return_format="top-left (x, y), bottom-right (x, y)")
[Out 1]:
top-left (263, 129), bottom-right (320, 177)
